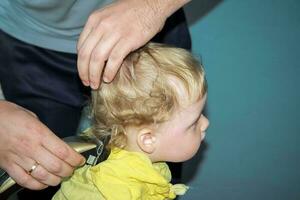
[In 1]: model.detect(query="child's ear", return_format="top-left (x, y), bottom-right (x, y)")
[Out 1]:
top-left (137, 128), bottom-right (156, 154)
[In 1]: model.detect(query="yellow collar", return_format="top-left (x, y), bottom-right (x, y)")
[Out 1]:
top-left (90, 148), bottom-right (188, 200)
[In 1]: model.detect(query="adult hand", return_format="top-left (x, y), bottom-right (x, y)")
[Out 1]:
top-left (0, 101), bottom-right (85, 190)
top-left (77, 0), bottom-right (190, 89)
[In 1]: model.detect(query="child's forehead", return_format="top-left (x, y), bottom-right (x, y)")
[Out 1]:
top-left (181, 94), bottom-right (206, 113)
top-left (170, 93), bottom-right (207, 121)
top-left (154, 94), bottom-right (206, 133)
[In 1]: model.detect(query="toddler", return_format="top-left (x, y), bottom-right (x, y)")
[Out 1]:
top-left (53, 43), bottom-right (209, 200)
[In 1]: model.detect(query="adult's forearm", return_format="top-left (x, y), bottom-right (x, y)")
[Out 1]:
top-left (147, 0), bottom-right (191, 19)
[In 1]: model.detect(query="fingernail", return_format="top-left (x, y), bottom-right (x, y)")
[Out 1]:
top-left (90, 82), bottom-right (97, 89)
top-left (103, 77), bottom-right (110, 83)
top-left (80, 158), bottom-right (86, 166)
top-left (82, 80), bottom-right (89, 86)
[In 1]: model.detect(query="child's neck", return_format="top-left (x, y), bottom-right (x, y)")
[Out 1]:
top-left (124, 143), bottom-right (156, 163)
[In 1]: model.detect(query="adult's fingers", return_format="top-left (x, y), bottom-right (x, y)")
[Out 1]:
top-left (6, 163), bottom-right (47, 190)
top-left (76, 0), bottom-right (174, 87)
top-left (41, 131), bottom-right (85, 169)
top-left (88, 33), bottom-right (120, 88)
top-left (77, 9), bottom-right (104, 50)
top-left (77, 27), bottom-right (104, 86)
top-left (29, 162), bottom-right (62, 186)
top-left (77, 26), bottom-right (93, 52)
top-left (14, 153), bottom-right (62, 187)
top-left (33, 146), bottom-right (74, 178)
top-left (0, 101), bottom-right (84, 190)
top-left (104, 39), bottom-right (135, 82)
top-left (77, 34), bottom-right (93, 86)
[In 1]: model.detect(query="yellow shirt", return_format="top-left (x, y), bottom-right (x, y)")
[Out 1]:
top-left (53, 148), bottom-right (188, 200)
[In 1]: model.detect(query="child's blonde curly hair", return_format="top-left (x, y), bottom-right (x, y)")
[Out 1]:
top-left (91, 43), bottom-right (207, 149)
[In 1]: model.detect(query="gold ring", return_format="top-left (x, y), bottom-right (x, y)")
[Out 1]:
top-left (27, 162), bottom-right (39, 175)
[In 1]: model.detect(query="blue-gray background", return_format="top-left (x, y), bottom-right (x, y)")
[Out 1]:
top-left (181, 0), bottom-right (300, 199)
